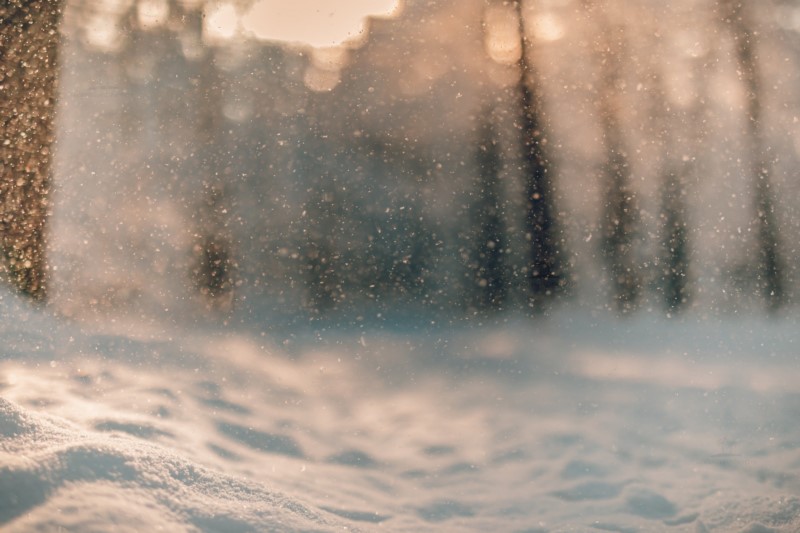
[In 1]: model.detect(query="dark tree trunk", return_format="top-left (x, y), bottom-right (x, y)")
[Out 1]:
top-left (472, 114), bottom-right (508, 310)
top-left (191, 186), bottom-right (236, 306)
top-left (0, 0), bottom-right (62, 299)
top-left (303, 180), bottom-right (341, 315)
top-left (722, 0), bottom-right (785, 312)
top-left (647, 62), bottom-right (699, 315)
top-left (592, 16), bottom-right (640, 314)
top-left (188, 10), bottom-right (236, 310)
top-left (305, 227), bottom-right (338, 314)
top-left (514, 0), bottom-right (564, 313)
top-left (660, 166), bottom-right (690, 313)
top-left (601, 141), bottom-right (639, 313)
top-left (297, 106), bottom-right (340, 315)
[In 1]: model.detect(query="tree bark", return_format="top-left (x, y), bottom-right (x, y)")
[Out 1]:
top-left (0, 0), bottom-right (62, 299)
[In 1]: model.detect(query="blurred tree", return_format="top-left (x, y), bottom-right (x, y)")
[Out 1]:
top-left (358, 206), bottom-right (434, 305)
top-left (298, 108), bottom-right (341, 314)
top-left (591, 5), bottom-right (641, 314)
top-left (514, 0), bottom-right (565, 313)
top-left (600, 147), bottom-right (640, 314)
top-left (0, 0), bottom-right (62, 299)
top-left (720, 0), bottom-right (785, 312)
top-left (330, 134), bottom-right (438, 312)
top-left (659, 166), bottom-right (690, 313)
top-left (471, 113), bottom-right (508, 311)
top-left (650, 66), bottom-right (698, 314)
top-left (187, 8), bottom-right (236, 311)
top-left (191, 185), bottom-right (236, 309)
top-left (304, 186), bottom-right (340, 314)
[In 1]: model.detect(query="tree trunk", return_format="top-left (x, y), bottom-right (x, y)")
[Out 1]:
top-left (590, 9), bottom-right (641, 314)
top-left (514, 0), bottom-right (565, 313)
top-left (722, 0), bottom-right (784, 312)
top-left (660, 165), bottom-right (690, 313)
top-left (0, 0), bottom-right (62, 299)
top-left (472, 113), bottom-right (508, 311)
top-left (187, 9), bottom-right (236, 311)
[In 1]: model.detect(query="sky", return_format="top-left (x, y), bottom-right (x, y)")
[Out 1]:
top-left (238, 0), bottom-right (403, 48)
top-left (85, 0), bottom-right (403, 51)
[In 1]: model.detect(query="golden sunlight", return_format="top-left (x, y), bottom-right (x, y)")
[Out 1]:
top-left (84, 13), bottom-right (123, 52)
top-left (136, 0), bottom-right (169, 30)
top-left (241, 0), bottom-right (402, 48)
top-left (204, 2), bottom-right (239, 43)
top-left (531, 12), bottom-right (565, 42)
top-left (484, 4), bottom-right (522, 65)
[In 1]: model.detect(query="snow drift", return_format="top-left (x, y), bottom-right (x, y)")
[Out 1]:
top-left (1, 287), bottom-right (800, 531)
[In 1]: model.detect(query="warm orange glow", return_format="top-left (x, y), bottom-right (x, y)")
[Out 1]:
top-left (204, 3), bottom-right (239, 43)
top-left (84, 14), bottom-right (123, 52)
top-left (311, 46), bottom-right (350, 72)
top-left (531, 12), bottom-right (565, 42)
top-left (304, 66), bottom-right (342, 92)
top-left (484, 4), bottom-right (522, 65)
top-left (241, 0), bottom-right (403, 48)
top-left (137, 0), bottom-right (169, 30)
top-left (77, 0), bottom-right (404, 69)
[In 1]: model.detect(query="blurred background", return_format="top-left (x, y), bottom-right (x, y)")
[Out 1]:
top-left (5, 0), bottom-right (800, 328)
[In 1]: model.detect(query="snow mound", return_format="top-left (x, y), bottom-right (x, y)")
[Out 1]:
top-left (0, 397), bottom-right (350, 532)
top-left (1, 303), bottom-right (800, 531)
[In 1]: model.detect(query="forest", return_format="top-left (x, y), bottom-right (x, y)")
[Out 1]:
top-left (3, 3), bottom-right (800, 532)
top-left (2, 0), bottom-right (800, 325)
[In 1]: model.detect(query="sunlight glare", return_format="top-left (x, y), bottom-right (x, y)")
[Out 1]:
top-left (98, 0), bottom-right (133, 15)
top-left (775, 5), bottom-right (800, 32)
top-left (241, 0), bottom-right (403, 48)
top-left (137, 0), bottom-right (169, 30)
top-left (84, 15), bottom-right (123, 52)
top-left (484, 4), bottom-right (522, 65)
top-left (532, 12), bottom-right (565, 42)
top-left (204, 3), bottom-right (239, 43)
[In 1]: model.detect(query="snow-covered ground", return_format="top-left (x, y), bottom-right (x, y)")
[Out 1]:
top-left (1, 291), bottom-right (799, 532)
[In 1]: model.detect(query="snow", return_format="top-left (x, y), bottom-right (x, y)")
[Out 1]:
top-left (2, 289), bottom-right (799, 532)
top-left (6, 0), bottom-right (800, 530)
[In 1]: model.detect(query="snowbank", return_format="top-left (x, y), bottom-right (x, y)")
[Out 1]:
top-left (1, 293), bottom-right (800, 531)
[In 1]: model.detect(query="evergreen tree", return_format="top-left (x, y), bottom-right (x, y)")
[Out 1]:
top-left (472, 114), bottom-right (508, 310)
top-left (593, 14), bottom-right (640, 313)
top-left (513, 0), bottom-right (565, 312)
top-left (601, 143), bottom-right (639, 313)
top-left (660, 166), bottom-right (690, 313)
top-left (721, 0), bottom-right (784, 311)
top-left (304, 185), bottom-right (340, 314)
top-left (188, 11), bottom-right (236, 310)
top-left (191, 186), bottom-right (236, 308)
top-left (0, 0), bottom-right (62, 299)
top-left (297, 107), bottom-right (341, 315)
top-left (648, 58), bottom-right (700, 314)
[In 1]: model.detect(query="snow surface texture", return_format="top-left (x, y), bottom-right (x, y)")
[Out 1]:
top-left (1, 290), bottom-right (800, 532)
